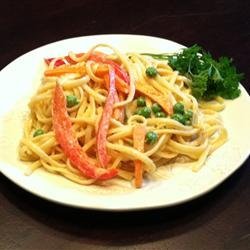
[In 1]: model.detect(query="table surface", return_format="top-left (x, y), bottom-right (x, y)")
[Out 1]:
top-left (1, 1), bottom-right (250, 249)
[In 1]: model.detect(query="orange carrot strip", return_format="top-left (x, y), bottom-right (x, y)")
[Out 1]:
top-left (134, 161), bottom-right (143, 188)
top-left (136, 81), bottom-right (173, 115)
top-left (133, 124), bottom-right (146, 188)
top-left (89, 53), bottom-right (130, 85)
top-left (95, 64), bottom-right (129, 94)
top-left (44, 65), bottom-right (85, 77)
top-left (95, 64), bottom-right (109, 77)
top-left (115, 75), bottom-right (129, 94)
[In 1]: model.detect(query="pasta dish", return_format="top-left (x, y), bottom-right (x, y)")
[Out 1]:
top-left (19, 43), bottom-right (228, 188)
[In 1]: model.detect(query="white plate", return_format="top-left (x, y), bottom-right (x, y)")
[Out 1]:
top-left (0, 34), bottom-right (250, 211)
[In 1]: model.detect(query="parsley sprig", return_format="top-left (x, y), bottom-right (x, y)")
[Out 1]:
top-left (143, 45), bottom-right (244, 100)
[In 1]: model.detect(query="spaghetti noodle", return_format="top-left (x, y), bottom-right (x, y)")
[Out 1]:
top-left (19, 44), bottom-right (228, 187)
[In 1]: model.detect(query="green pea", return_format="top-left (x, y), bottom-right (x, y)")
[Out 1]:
top-left (137, 97), bottom-right (146, 107)
top-left (146, 131), bottom-right (158, 144)
top-left (33, 129), bottom-right (44, 137)
top-left (173, 102), bottom-right (185, 114)
top-left (184, 110), bottom-right (193, 120)
top-left (151, 103), bottom-right (162, 113)
top-left (171, 113), bottom-right (186, 125)
top-left (135, 107), bottom-right (151, 118)
top-left (146, 66), bottom-right (158, 77)
top-left (66, 95), bottom-right (79, 108)
top-left (155, 111), bottom-right (167, 118)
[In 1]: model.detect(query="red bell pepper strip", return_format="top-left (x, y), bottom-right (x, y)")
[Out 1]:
top-left (65, 53), bottom-right (84, 64)
top-left (88, 53), bottom-right (130, 84)
top-left (95, 64), bottom-right (129, 94)
top-left (45, 52), bottom-right (130, 86)
top-left (52, 83), bottom-right (117, 180)
top-left (45, 53), bottom-right (84, 67)
top-left (44, 57), bottom-right (66, 67)
top-left (96, 66), bottom-right (117, 168)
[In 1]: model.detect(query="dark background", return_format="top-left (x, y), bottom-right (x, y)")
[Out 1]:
top-left (0, 1), bottom-right (249, 249)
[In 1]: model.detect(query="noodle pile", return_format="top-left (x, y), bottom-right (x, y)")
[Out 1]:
top-left (19, 44), bottom-right (227, 187)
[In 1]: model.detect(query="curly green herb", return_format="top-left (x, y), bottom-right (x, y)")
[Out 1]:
top-left (143, 45), bottom-right (244, 100)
